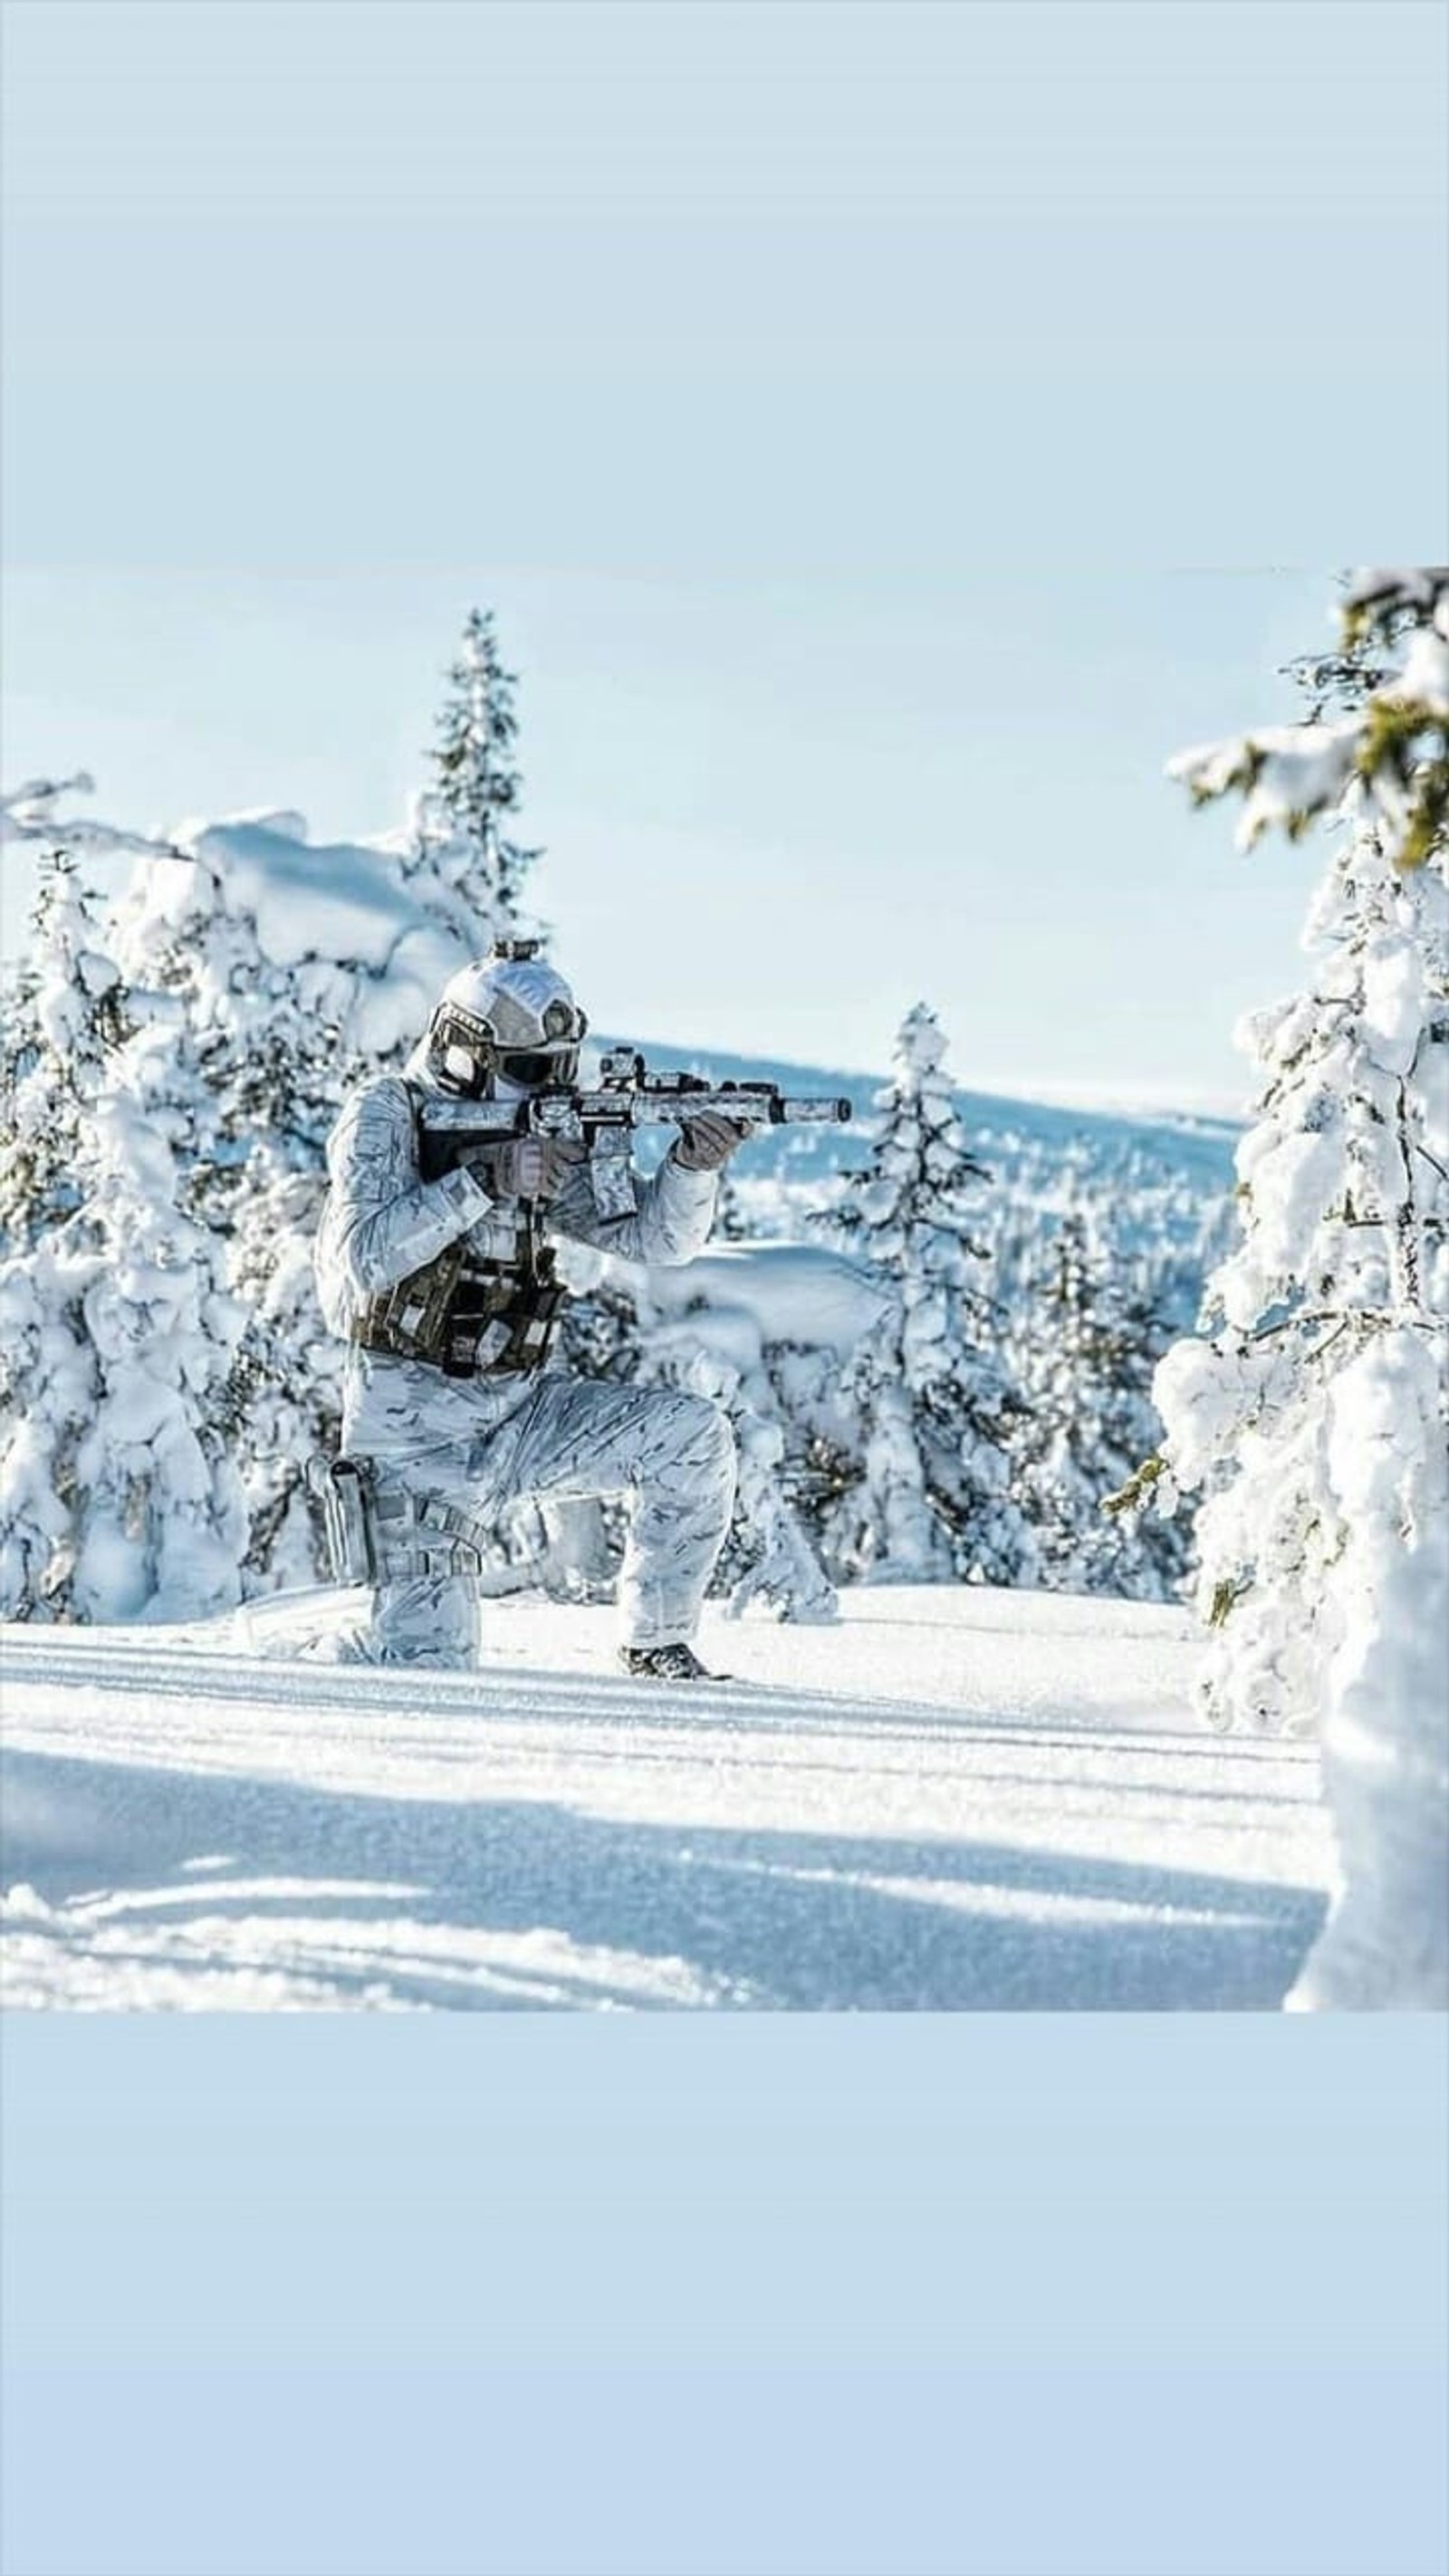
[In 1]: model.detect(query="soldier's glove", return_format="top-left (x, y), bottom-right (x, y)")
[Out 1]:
top-left (469, 1135), bottom-right (575, 1201)
top-left (673, 1112), bottom-right (753, 1173)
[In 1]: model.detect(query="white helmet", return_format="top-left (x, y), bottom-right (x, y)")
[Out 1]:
top-left (422, 938), bottom-right (588, 1097)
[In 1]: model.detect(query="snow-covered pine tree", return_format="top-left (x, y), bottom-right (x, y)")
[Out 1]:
top-left (104, 834), bottom-right (372, 1590)
top-left (0, 777), bottom-right (245, 1622)
top-left (1016, 1199), bottom-right (1189, 1600)
top-left (410, 609), bottom-right (543, 930)
top-left (0, 841), bottom-right (126, 1253)
top-left (1153, 568), bottom-right (1448, 2008)
top-left (69, 1053), bottom-right (251, 1621)
top-left (820, 1003), bottom-right (1038, 1586)
top-left (0, 773), bottom-right (185, 1261)
top-left (0, 1033), bottom-right (250, 1624)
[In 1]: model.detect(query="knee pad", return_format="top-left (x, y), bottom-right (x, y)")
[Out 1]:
top-left (697, 1395), bottom-right (736, 1474)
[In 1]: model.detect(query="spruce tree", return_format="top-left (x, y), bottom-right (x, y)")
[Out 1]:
top-left (1153, 569), bottom-right (1447, 2007)
top-left (69, 1058), bottom-right (250, 1620)
top-left (822, 1003), bottom-right (1038, 1586)
top-left (0, 842), bottom-right (126, 1252)
top-left (0, 778), bottom-right (243, 1622)
top-left (412, 609), bottom-right (542, 931)
top-left (1019, 1202), bottom-right (1189, 1600)
top-left (0, 773), bottom-right (176, 1257)
top-left (0, 844), bottom-right (117, 1610)
top-left (0, 1235), bottom-right (97, 1620)
top-left (0, 1038), bottom-right (249, 1624)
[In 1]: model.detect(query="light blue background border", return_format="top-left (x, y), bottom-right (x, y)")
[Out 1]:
top-left (5, 2), bottom-right (1448, 2570)
top-left (4, 2018), bottom-right (1446, 2576)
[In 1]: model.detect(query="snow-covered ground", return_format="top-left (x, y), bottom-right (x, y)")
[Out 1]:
top-left (0, 1588), bottom-right (1330, 2011)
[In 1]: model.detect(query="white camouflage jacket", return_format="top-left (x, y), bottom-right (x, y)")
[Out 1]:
top-left (314, 1072), bottom-right (718, 1345)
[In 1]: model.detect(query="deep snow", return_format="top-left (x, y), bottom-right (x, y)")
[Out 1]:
top-left (1, 1586), bottom-right (1329, 2011)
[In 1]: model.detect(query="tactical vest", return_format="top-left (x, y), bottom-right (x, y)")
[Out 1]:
top-left (350, 1091), bottom-right (567, 1379)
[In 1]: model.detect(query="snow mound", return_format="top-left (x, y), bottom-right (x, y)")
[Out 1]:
top-left (193, 819), bottom-right (469, 1044)
top-left (124, 812), bottom-right (477, 1059)
top-left (616, 1240), bottom-right (888, 1353)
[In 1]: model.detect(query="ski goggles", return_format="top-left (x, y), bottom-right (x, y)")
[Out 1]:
top-left (494, 1046), bottom-right (580, 1091)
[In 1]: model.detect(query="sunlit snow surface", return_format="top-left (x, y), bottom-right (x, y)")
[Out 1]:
top-left (1, 1589), bottom-right (1329, 2011)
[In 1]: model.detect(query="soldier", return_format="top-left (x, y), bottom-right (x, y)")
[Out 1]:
top-left (314, 942), bottom-right (746, 1677)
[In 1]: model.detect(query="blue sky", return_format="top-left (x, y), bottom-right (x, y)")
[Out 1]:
top-left (4, 2), bottom-right (1446, 1102)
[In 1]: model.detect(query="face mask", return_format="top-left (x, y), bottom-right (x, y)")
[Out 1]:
top-left (438, 1039), bottom-right (488, 1095)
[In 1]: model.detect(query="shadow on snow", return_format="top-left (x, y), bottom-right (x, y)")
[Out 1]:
top-left (2, 1747), bottom-right (1326, 2013)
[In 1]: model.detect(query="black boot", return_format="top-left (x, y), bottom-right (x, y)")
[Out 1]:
top-left (619, 1641), bottom-right (728, 1683)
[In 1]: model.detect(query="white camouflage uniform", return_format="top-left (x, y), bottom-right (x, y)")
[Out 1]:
top-left (313, 1061), bottom-right (736, 1667)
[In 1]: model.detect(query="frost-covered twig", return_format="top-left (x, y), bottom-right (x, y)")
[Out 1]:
top-left (1, 774), bottom-right (187, 862)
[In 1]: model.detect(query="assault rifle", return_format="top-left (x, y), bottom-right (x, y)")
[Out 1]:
top-left (417, 1048), bottom-right (852, 1220)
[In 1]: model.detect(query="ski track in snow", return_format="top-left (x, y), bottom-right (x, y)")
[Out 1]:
top-left (0, 1588), bottom-right (1331, 2011)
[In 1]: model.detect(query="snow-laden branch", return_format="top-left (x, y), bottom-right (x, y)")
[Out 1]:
top-left (1168, 570), bottom-right (1449, 873)
top-left (2, 775), bottom-right (188, 863)
top-left (1167, 721), bottom-right (1360, 850)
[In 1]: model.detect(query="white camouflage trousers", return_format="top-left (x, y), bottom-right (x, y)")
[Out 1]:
top-left (340, 1353), bottom-right (736, 1667)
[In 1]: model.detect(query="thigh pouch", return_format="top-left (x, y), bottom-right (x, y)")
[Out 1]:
top-left (308, 1455), bottom-right (492, 1584)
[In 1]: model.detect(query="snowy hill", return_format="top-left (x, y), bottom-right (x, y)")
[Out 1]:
top-left (1, 1587), bottom-right (1329, 2011)
top-left (595, 1030), bottom-right (1242, 1203)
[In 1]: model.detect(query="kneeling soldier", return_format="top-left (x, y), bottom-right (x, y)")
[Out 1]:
top-left (313, 941), bottom-right (745, 1678)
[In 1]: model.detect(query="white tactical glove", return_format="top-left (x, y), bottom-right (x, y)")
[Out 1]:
top-left (469, 1135), bottom-right (581, 1202)
top-left (673, 1111), bottom-right (752, 1173)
